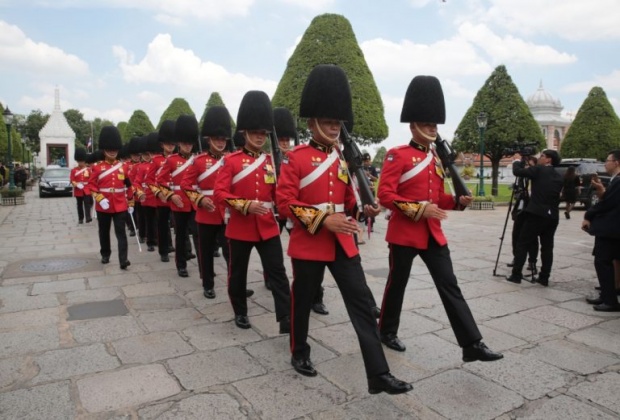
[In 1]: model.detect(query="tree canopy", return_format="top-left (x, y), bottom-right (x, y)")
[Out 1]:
top-left (372, 146), bottom-right (387, 169)
top-left (64, 109), bottom-right (91, 149)
top-left (560, 87), bottom-right (620, 160)
top-left (125, 110), bottom-right (155, 140)
top-left (271, 13), bottom-right (387, 145)
top-left (452, 65), bottom-right (545, 195)
top-left (157, 98), bottom-right (195, 129)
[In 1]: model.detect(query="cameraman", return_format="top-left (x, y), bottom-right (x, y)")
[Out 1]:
top-left (506, 150), bottom-right (563, 286)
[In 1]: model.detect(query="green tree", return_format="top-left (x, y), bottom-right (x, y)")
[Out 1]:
top-left (157, 98), bottom-right (195, 129)
top-left (560, 87), bottom-right (620, 160)
top-left (91, 118), bottom-right (114, 150)
top-left (64, 109), bottom-right (91, 146)
top-left (125, 110), bottom-right (155, 140)
top-left (452, 65), bottom-right (545, 196)
top-left (372, 146), bottom-right (387, 169)
top-left (271, 13), bottom-right (387, 145)
top-left (22, 110), bottom-right (49, 153)
top-left (116, 121), bottom-right (129, 143)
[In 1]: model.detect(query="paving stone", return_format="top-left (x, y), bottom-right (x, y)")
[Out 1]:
top-left (88, 272), bottom-right (143, 289)
top-left (517, 394), bottom-right (617, 420)
top-left (67, 299), bottom-right (128, 320)
top-left (0, 307), bottom-right (59, 330)
top-left (64, 287), bottom-right (123, 305)
top-left (520, 306), bottom-right (603, 330)
top-left (0, 292), bottom-right (59, 313)
top-left (245, 336), bottom-right (336, 373)
top-left (32, 343), bottom-right (120, 383)
top-left (138, 307), bottom-right (209, 332)
top-left (568, 372), bottom-right (620, 414)
top-left (31, 278), bottom-right (86, 295)
top-left (234, 370), bottom-right (347, 420)
top-left (598, 318), bottom-right (620, 333)
top-left (393, 311), bottom-right (444, 339)
top-left (126, 294), bottom-right (188, 311)
top-left (397, 333), bottom-right (462, 378)
top-left (184, 320), bottom-right (264, 351)
top-left (0, 327), bottom-right (60, 358)
top-left (523, 339), bottom-right (619, 375)
top-left (467, 296), bottom-right (524, 318)
top-left (434, 324), bottom-right (527, 352)
top-left (414, 369), bottom-right (523, 419)
top-left (483, 313), bottom-right (568, 341)
top-left (487, 290), bottom-right (555, 311)
top-left (310, 322), bottom-right (370, 356)
top-left (0, 356), bottom-right (36, 389)
top-left (77, 364), bottom-right (181, 413)
top-left (568, 327), bottom-right (620, 356)
top-left (310, 394), bottom-right (418, 420)
top-left (70, 316), bottom-right (144, 344)
top-left (465, 352), bottom-right (574, 400)
top-left (138, 393), bottom-right (249, 420)
top-left (0, 381), bottom-right (75, 419)
top-left (521, 287), bottom-right (582, 302)
top-left (122, 281), bottom-right (175, 298)
top-left (112, 331), bottom-right (194, 364)
top-left (168, 347), bottom-right (267, 390)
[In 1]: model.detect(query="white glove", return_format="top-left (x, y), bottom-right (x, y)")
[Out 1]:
top-left (99, 198), bottom-right (110, 210)
top-left (128, 206), bottom-right (134, 215)
top-left (77, 182), bottom-right (84, 190)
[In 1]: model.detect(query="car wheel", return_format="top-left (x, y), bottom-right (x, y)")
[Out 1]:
top-left (39, 188), bottom-right (44, 198)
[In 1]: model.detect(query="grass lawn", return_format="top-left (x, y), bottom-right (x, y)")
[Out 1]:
top-left (444, 180), bottom-right (514, 203)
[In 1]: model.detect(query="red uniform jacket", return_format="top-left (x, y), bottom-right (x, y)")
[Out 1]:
top-left (378, 141), bottom-right (458, 249)
top-left (181, 151), bottom-right (225, 225)
top-left (70, 166), bottom-right (92, 197)
top-left (134, 161), bottom-right (157, 207)
top-left (146, 154), bottom-right (170, 208)
top-left (157, 153), bottom-right (193, 213)
top-left (276, 141), bottom-right (359, 261)
top-left (89, 160), bottom-right (133, 214)
top-left (214, 148), bottom-right (279, 242)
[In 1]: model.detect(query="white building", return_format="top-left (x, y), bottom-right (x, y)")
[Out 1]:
top-left (38, 88), bottom-right (76, 168)
top-left (526, 81), bottom-right (571, 151)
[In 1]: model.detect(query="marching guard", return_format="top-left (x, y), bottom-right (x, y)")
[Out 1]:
top-left (70, 147), bottom-right (93, 224)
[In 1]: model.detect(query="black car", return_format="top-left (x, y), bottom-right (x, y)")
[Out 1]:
top-left (554, 159), bottom-right (610, 209)
top-left (39, 167), bottom-right (72, 198)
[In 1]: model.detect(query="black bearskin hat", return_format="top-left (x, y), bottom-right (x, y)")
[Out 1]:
top-left (85, 153), bottom-right (95, 164)
top-left (159, 120), bottom-right (175, 143)
top-left (92, 150), bottom-right (104, 162)
top-left (146, 132), bottom-right (161, 153)
top-left (273, 107), bottom-right (297, 138)
top-left (118, 144), bottom-right (130, 160)
top-left (400, 75), bottom-right (446, 123)
top-left (299, 64), bottom-right (352, 121)
top-left (127, 136), bottom-right (141, 155)
top-left (202, 106), bottom-right (232, 139)
top-left (134, 136), bottom-right (148, 155)
top-left (98, 126), bottom-right (123, 150)
top-left (236, 91), bottom-right (273, 132)
top-left (233, 131), bottom-right (245, 148)
top-left (174, 114), bottom-right (199, 145)
top-left (74, 147), bottom-right (87, 161)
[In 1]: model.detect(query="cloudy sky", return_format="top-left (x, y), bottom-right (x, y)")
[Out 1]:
top-left (1, 0), bottom-right (619, 152)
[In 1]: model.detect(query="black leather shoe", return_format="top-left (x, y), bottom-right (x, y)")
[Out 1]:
top-left (79, 220), bottom-right (84, 224)
top-left (279, 316), bottom-right (291, 334)
top-left (139, 237), bottom-right (146, 244)
top-left (291, 357), bottom-right (317, 377)
top-left (129, 230), bottom-right (136, 237)
top-left (371, 306), bottom-right (381, 319)
top-left (246, 289), bottom-right (254, 297)
top-left (312, 302), bottom-right (329, 315)
top-left (203, 288), bottom-right (216, 299)
top-left (167, 246), bottom-right (175, 253)
top-left (381, 333), bottom-right (406, 352)
top-left (147, 245), bottom-right (155, 252)
top-left (234, 315), bottom-right (251, 329)
top-left (368, 373), bottom-right (413, 395)
top-left (264, 280), bottom-right (272, 290)
top-left (101, 256), bottom-right (110, 264)
top-left (527, 263), bottom-right (538, 275)
top-left (535, 276), bottom-right (548, 287)
top-left (85, 219), bottom-right (92, 223)
top-left (186, 253), bottom-right (196, 260)
top-left (586, 296), bottom-right (603, 305)
top-left (213, 250), bottom-right (221, 257)
top-left (177, 268), bottom-right (189, 278)
top-left (160, 254), bottom-right (169, 262)
top-left (506, 260), bottom-right (515, 267)
top-left (463, 341), bottom-right (503, 362)
top-left (120, 260), bottom-right (131, 270)
top-left (505, 274), bottom-right (522, 284)
top-left (593, 303), bottom-right (620, 312)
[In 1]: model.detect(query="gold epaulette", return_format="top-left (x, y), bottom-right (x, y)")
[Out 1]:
top-left (226, 198), bottom-right (251, 215)
top-left (289, 205), bottom-right (328, 235)
top-left (393, 200), bottom-right (428, 221)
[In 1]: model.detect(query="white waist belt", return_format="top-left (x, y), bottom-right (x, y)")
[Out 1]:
top-left (313, 202), bottom-right (344, 213)
top-left (257, 201), bottom-right (273, 209)
top-left (99, 187), bottom-right (126, 193)
top-left (171, 185), bottom-right (181, 191)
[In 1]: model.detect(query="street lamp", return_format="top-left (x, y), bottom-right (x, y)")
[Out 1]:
top-left (476, 111), bottom-right (488, 196)
top-left (3, 107), bottom-right (15, 190)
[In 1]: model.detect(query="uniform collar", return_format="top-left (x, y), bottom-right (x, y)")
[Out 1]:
top-left (309, 139), bottom-right (334, 153)
top-left (242, 147), bottom-right (262, 158)
top-left (409, 140), bottom-right (428, 152)
top-left (208, 150), bottom-right (222, 159)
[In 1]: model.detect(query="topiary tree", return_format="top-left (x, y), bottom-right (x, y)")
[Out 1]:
top-left (198, 92), bottom-right (236, 133)
top-left (117, 122), bottom-right (129, 143)
top-left (452, 65), bottom-right (545, 196)
top-left (372, 146), bottom-right (387, 169)
top-left (157, 98), bottom-right (195, 129)
top-left (125, 110), bottom-right (155, 140)
top-left (271, 13), bottom-right (387, 145)
top-left (560, 87), bottom-right (620, 160)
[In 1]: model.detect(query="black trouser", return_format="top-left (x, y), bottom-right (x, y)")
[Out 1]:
top-left (97, 211), bottom-right (128, 263)
top-left (157, 206), bottom-right (172, 256)
top-left (197, 223), bottom-right (228, 290)
top-left (512, 211), bottom-right (538, 265)
top-left (76, 195), bottom-right (93, 222)
top-left (594, 237), bottom-right (620, 306)
top-left (135, 202), bottom-right (145, 239)
top-left (172, 211), bottom-right (196, 270)
top-left (125, 207), bottom-right (135, 233)
top-left (141, 205), bottom-right (158, 247)
top-left (512, 213), bottom-right (558, 280)
top-left (228, 236), bottom-right (290, 321)
top-left (291, 243), bottom-right (388, 377)
top-left (380, 239), bottom-right (482, 348)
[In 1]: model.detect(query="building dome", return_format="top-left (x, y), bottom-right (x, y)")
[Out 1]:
top-left (526, 80), bottom-right (562, 109)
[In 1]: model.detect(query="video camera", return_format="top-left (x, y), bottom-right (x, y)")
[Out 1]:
top-left (503, 141), bottom-right (538, 157)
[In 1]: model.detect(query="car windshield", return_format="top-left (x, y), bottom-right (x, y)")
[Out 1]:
top-left (44, 169), bottom-right (70, 178)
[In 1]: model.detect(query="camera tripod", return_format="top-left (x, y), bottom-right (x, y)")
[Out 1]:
top-left (492, 175), bottom-right (539, 283)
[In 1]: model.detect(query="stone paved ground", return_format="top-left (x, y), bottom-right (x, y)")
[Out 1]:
top-left (0, 189), bottom-right (618, 419)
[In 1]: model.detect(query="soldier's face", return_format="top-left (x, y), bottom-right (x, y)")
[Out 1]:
top-left (411, 122), bottom-right (438, 146)
top-left (278, 137), bottom-right (291, 152)
top-left (178, 142), bottom-right (193, 155)
top-left (244, 130), bottom-right (268, 152)
top-left (311, 119), bottom-right (340, 145)
top-left (208, 137), bottom-right (227, 154)
top-left (162, 143), bottom-right (175, 154)
top-left (141, 153), bottom-right (151, 162)
top-left (104, 150), bottom-right (118, 160)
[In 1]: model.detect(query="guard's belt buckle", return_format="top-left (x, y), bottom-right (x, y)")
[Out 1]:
top-left (108, 188), bottom-right (115, 193)
top-left (325, 203), bottom-right (334, 214)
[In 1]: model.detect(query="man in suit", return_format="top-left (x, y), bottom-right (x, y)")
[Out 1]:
top-left (582, 150), bottom-right (620, 312)
top-left (506, 149), bottom-right (564, 286)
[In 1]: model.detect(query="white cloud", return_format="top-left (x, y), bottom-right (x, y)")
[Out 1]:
top-left (277, 0), bottom-right (336, 11)
top-left (0, 20), bottom-right (89, 76)
top-left (485, 0), bottom-right (620, 41)
top-left (563, 69), bottom-right (620, 95)
top-left (458, 22), bottom-right (577, 65)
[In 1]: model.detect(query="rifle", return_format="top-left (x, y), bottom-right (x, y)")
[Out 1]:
top-left (433, 134), bottom-right (472, 204)
top-left (339, 123), bottom-right (378, 209)
top-left (269, 128), bottom-right (282, 180)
